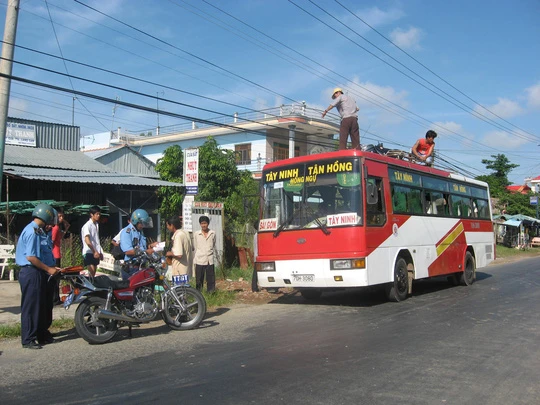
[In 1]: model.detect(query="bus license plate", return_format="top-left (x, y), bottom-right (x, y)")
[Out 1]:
top-left (293, 274), bottom-right (315, 282)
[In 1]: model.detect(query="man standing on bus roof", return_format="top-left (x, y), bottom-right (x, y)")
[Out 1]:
top-left (321, 87), bottom-right (360, 150)
top-left (411, 130), bottom-right (437, 167)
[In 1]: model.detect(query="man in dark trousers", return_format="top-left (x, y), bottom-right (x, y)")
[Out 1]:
top-left (322, 87), bottom-right (360, 150)
top-left (16, 203), bottom-right (59, 349)
top-left (193, 216), bottom-right (216, 293)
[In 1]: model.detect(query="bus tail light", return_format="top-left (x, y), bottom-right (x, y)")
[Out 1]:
top-left (255, 262), bottom-right (275, 272)
top-left (331, 258), bottom-right (365, 270)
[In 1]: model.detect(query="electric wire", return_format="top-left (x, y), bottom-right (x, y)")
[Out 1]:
top-left (73, 0), bottom-right (301, 105)
top-left (290, 0), bottom-right (540, 143)
top-left (17, 1), bottom-right (263, 106)
top-left (189, 0), bottom-right (527, 156)
top-left (43, 0), bottom-right (108, 131)
top-left (334, 0), bottom-right (538, 140)
top-left (307, 0), bottom-right (539, 142)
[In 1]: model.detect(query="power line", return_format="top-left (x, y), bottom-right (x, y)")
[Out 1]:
top-left (334, 0), bottom-right (538, 140)
top-left (289, 0), bottom-right (540, 143)
top-left (43, 0), bottom-right (108, 131)
top-left (190, 1), bottom-right (527, 157)
top-left (73, 0), bottom-right (300, 105)
top-left (17, 1), bottom-right (264, 107)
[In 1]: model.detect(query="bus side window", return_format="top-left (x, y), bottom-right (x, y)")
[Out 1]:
top-left (367, 177), bottom-right (386, 226)
top-left (409, 189), bottom-right (423, 214)
top-left (392, 186), bottom-right (407, 213)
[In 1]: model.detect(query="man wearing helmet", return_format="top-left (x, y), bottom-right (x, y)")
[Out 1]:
top-left (119, 209), bottom-right (158, 278)
top-left (321, 87), bottom-right (360, 150)
top-left (15, 203), bottom-right (60, 349)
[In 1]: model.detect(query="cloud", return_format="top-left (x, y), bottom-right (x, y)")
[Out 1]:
top-left (431, 121), bottom-right (475, 147)
top-left (479, 130), bottom-right (530, 149)
top-left (526, 82), bottom-right (540, 109)
top-left (474, 98), bottom-right (524, 119)
top-left (358, 6), bottom-right (405, 28)
top-left (389, 27), bottom-right (423, 50)
top-left (8, 98), bottom-right (30, 116)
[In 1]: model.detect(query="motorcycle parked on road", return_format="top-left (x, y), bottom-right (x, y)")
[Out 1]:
top-left (60, 252), bottom-right (206, 344)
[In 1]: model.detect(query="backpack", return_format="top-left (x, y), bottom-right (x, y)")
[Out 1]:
top-left (111, 244), bottom-right (125, 260)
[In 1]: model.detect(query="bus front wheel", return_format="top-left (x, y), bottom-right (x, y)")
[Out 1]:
top-left (386, 257), bottom-right (409, 302)
top-left (460, 252), bottom-right (476, 286)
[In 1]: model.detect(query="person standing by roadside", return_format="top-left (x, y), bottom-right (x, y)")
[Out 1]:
top-left (81, 206), bottom-right (103, 277)
top-left (321, 87), bottom-right (360, 150)
top-left (16, 203), bottom-right (59, 349)
top-left (165, 216), bottom-right (193, 280)
top-left (51, 209), bottom-right (69, 304)
top-left (193, 216), bottom-right (216, 293)
top-left (41, 217), bottom-right (58, 345)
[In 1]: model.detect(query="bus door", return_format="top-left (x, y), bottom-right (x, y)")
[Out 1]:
top-left (364, 159), bottom-right (393, 283)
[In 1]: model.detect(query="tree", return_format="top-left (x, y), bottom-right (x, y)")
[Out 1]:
top-left (498, 192), bottom-right (536, 217)
top-left (197, 137), bottom-right (242, 202)
top-left (225, 171), bottom-right (260, 246)
top-left (476, 154), bottom-right (519, 197)
top-left (155, 144), bottom-right (184, 220)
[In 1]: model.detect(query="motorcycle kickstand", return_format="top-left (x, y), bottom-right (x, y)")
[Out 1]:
top-left (128, 324), bottom-right (132, 338)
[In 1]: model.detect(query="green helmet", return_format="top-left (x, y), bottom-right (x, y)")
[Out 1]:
top-left (32, 203), bottom-right (57, 226)
top-left (131, 209), bottom-right (153, 228)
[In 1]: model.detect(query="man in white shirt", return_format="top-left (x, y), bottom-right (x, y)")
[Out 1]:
top-left (193, 216), bottom-right (216, 293)
top-left (165, 216), bottom-right (193, 279)
top-left (80, 205), bottom-right (103, 277)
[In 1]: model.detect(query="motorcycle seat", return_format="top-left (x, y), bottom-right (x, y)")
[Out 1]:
top-left (92, 275), bottom-right (131, 290)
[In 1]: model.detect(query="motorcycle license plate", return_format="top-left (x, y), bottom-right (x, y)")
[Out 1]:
top-left (172, 274), bottom-right (189, 285)
top-left (292, 274), bottom-right (315, 282)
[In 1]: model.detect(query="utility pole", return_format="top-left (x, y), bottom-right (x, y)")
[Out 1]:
top-left (72, 97), bottom-right (76, 126)
top-left (156, 91), bottom-right (164, 136)
top-left (0, 0), bottom-right (20, 200)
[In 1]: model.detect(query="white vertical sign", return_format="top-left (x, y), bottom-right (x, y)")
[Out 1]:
top-left (184, 148), bottom-right (199, 194)
top-left (182, 195), bottom-right (195, 232)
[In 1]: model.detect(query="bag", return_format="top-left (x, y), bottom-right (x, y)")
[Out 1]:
top-left (111, 244), bottom-right (125, 260)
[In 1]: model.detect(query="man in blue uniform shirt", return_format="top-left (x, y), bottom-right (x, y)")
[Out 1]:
top-left (16, 203), bottom-right (59, 349)
top-left (119, 209), bottom-right (157, 279)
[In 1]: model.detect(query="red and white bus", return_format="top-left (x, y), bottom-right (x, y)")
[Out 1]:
top-left (255, 149), bottom-right (494, 301)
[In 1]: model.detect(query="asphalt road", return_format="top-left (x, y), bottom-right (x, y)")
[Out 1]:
top-left (1, 258), bottom-right (539, 405)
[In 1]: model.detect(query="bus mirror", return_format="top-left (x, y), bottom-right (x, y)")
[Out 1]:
top-left (367, 183), bottom-right (378, 205)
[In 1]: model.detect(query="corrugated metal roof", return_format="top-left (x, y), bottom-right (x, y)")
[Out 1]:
top-left (3, 165), bottom-right (182, 187)
top-left (83, 146), bottom-right (124, 159)
top-left (83, 145), bottom-right (159, 178)
top-left (5, 145), bottom-right (112, 172)
top-left (8, 117), bottom-right (80, 151)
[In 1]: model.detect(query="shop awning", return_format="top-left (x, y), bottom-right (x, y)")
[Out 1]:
top-left (502, 219), bottom-right (522, 227)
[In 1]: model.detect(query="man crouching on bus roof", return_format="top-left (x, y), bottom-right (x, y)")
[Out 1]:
top-left (411, 130), bottom-right (437, 166)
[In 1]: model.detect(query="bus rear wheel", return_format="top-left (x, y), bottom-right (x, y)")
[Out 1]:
top-left (460, 251), bottom-right (476, 286)
top-left (386, 257), bottom-right (409, 302)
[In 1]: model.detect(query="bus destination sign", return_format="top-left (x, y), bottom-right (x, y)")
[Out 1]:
top-left (265, 161), bottom-right (354, 184)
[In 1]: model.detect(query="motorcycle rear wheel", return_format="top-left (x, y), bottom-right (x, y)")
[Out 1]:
top-left (162, 286), bottom-right (206, 331)
top-left (75, 296), bottom-right (118, 344)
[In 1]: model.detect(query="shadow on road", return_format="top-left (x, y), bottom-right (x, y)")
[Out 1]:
top-left (263, 271), bottom-right (494, 307)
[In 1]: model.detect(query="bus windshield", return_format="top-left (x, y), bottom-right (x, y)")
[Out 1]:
top-left (261, 158), bottom-right (362, 232)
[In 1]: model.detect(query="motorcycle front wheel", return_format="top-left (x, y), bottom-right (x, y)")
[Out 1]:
top-left (75, 296), bottom-right (118, 344)
top-left (162, 286), bottom-right (206, 331)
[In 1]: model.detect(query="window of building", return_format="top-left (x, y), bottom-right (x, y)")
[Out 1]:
top-left (273, 142), bottom-right (300, 161)
top-left (235, 144), bottom-right (251, 165)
